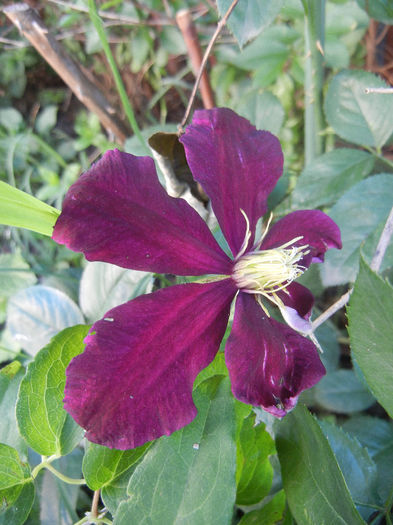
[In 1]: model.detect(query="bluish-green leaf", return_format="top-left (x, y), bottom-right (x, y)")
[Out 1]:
top-left (217, 0), bottom-right (284, 47)
top-left (114, 377), bottom-right (236, 525)
top-left (0, 362), bottom-right (27, 459)
top-left (0, 181), bottom-right (60, 236)
top-left (7, 285), bottom-right (84, 355)
top-left (16, 325), bottom-right (88, 456)
top-left (276, 405), bottom-right (366, 525)
top-left (314, 369), bottom-right (375, 413)
top-left (321, 174), bottom-right (393, 286)
top-left (235, 90), bottom-right (284, 135)
top-left (282, 148), bottom-right (374, 211)
top-left (324, 70), bottom-right (393, 148)
top-left (79, 261), bottom-right (152, 322)
top-left (319, 420), bottom-right (379, 520)
top-left (347, 259), bottom-right (393, 418)
top-left (83, 442), bottom-right (150, 491)
top-left (341, 415), bottom-right (393, 457)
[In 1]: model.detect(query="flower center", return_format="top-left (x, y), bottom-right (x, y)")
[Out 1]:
top-left (232, 210), bottom-right (309, 312)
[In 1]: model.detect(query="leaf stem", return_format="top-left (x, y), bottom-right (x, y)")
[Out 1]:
top-left (364, 146), bottom-right (393, 170)
top-left (73, 516), bottom-right (113, 525)
top-left (179, 0), bottom-right (240, 130)
top-left (303, 0), bottom-right (326, 164)
top-left (31, 454), bottom-right (86, 485)
top-left (87, 0), bottom-right (147, 151)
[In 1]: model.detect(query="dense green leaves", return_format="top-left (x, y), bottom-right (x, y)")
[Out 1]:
top-left (16, 325), bottom-right (88, 456)
top-left (282, 148), bottom-right (374, 211)
top-left (321, 174), bottom-right (393, 286)
top-left (217, 0), bottom-right (283, 48)
top-left (235, 91), bottom-right (284, 134)
top-left (79, 261), bottom-right (152, 322)
top-left (276, 405), bottom-right (365, 525)
top-left (113, 377), bottom-right (236, 525)
top-left (7, 285), bottom-right (84, 355)
top-left (236, 411), bottom-right (274, 505)
top-left (83, 442), bottom-right (150, 491)
top-left (356, 0), bottom-right (393, 23)
top-left (0, 181), bottom-right (60, 236)
top-left (348, 259), bottom-right (393, 418)
top-left (325, 70), bottom-right (393, 148)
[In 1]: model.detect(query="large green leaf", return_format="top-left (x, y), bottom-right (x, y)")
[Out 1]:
top-left (238, 490), bottom-right (286, 525)
top-left (217, 0), bottom-right (284, 48)
top-left (83, 442), bottom-right (150, 491)
top-left (7, 284), bottom-right (84, 355)
top-left (276, 405), bottom-right (365, 525)
top-left (0, 181), bottom-right (59, 236)
top-left (79, 261), bottom-right (152, 322)
top-left (0, 443), bottom-right (31, 490)
top-left (236, 412), bottom-right (274, 505)
top-left (282, 148), bottom-right (374, 211)
top-left (356, 0), bottom-right (393, 23)
top-left (319, 420), bottom-right (379, 520)
top-left (321, 174), bottom-right (393, 286)
top-left (234, 90), bottom-right (284, 135)
top-left (0, 362), bottom-right (27, 459)
top-left (341, 415), bottom-right (393, 457)
top-left (347, 259), bottom-right (393, 418)
top-left (324, 70), bottom-right (393, 148)
top-left (314, 369), bottom-right (375, 413)
top-left (16, 325), bottom-right (88, 456)
top-left (114, 377), bottom-right (236, 525)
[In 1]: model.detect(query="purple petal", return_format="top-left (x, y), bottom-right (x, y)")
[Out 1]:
top-left (277, 282), bottom-right (314, 320)
top-left (261, 210), bottom-right (342, 264)
top-left (180, 108), bottom-right (284, 257)
top-left (225, 293), bottom-right (325, 417)
top-left (53, 150), bottom-right (232, 276)
top-left (64, 280), bottom-right (236, 449)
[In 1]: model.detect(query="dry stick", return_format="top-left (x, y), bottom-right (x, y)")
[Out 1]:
top-left (3, 3), bottom-right (129, 145)
top-left (312, 204), bottom-right (393, 331)
top-left (176, 9), bottom-right (215, 110)
top-left (179, 0), bottom-right (240, 130)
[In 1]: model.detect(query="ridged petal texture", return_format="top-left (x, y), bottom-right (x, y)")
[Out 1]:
top-left (53, 150), bottom-right (232, 276)
top-left (180, 108), bottom-right (284, 257)
top-left (225, 293), bottom-right (326, 417)
top-left (64, 280), bottom-right (236, 449)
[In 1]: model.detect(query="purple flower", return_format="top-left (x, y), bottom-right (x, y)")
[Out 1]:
top-left (53, 108), bottom-right (341, 450)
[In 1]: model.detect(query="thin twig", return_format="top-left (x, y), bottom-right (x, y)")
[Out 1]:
top-left (176, 9), bottom-right (215, 110)
top-left (179, 0), bottom-right (239, 130)
top-left (312, 204), bottom-right (393, 330)
top-left (48, 0), bottom-right (173, 26)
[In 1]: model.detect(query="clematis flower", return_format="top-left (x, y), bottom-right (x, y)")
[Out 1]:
top-left (53, 108), bottom-right (341, 450)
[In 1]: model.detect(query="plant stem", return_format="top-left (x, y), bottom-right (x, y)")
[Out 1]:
top-left (91, 490), bottom-right (100, 518)
top-left (179, 0), bottom-right (240, 130)
top-left (31, 132), bottom-right (68, 168)
top-left (31, 454), bottom-right (86, 485)
top-left (87, 0), bottom-right (147, 151)
top-left (303, 0), bottom-right (326, 164)
top-left (365, 146), bottom-right (393, 170)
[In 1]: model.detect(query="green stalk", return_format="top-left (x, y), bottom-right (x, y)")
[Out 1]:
top-left (87, 0), bottom-right (147, 152)
top-left (302, 0), bottom-right (326, 164)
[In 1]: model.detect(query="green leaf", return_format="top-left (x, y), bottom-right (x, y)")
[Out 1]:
top-left (83, 442), bottom-right (150, 491)
top-left (321, 174), bottom-right (393, 286)
top-left (0, 252), bottom-right (36, 299)
top-left (236, 412), bottom-right (274, 505)
top-left (79, 261), bottom-right (152, 322)
top-left (0, 108), bottom-right (23, 133)
top-left (16, 325), bottom-right (88, 456)
top-left (238, 490), bottom-right (286, 525)
top-left (0, 181), bottom-right (60, 236)
top-left (35, 105), bottom-right (58, 135)
top-left (319, 420), bottom-right (379, 520)
top-left (7, 285), bottom-right (84, 355)
top-left (314, 369), bottom-right (375, 413)
top-left (347, 259), bottom-right (393, 418)
top-left (276, 405), bottom-right (366, 525)
top-left (235, 90), bottom-right (284, 135)
top-left (101, 468), bottom-right (134, 517)
top-left (341, 415), bottom-right (393, 457)
top-left (283, 149), bottom-right (374, 211)
top-left (217, 0), bottom-right (284, 47)
top-left (356, 0), bottom-right (393, 23)
top-left (0, 362), bottom-right (27, 459)
top-left (324, 70), bottom-right (393, 148)
top-left (114, 377), bottom-right (236, 525)
top-left (373, 443), bottom-right (393, 501)
top-left (0, 479), bottom-right (35, 525)
top-left (0, 443), bottom-right (31, 490)
top-left (193, 351), bottom-right (227, 390)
